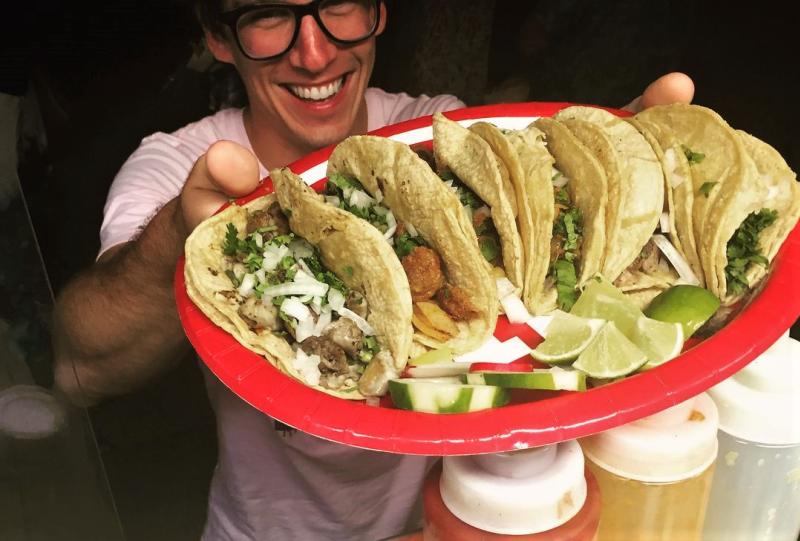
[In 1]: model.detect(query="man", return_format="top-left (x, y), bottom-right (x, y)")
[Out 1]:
top-left (52, 1), bottom-right (694, 538)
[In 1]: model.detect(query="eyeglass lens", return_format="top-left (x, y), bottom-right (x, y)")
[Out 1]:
top-left (236, 0), bottom-right (378, 59)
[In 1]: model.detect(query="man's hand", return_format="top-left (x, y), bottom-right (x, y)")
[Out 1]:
top-left (180, 140), bottom-right (261, 232)
top-left (623, 72), bottom-right (695, 113)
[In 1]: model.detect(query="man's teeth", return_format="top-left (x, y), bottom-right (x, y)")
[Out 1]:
top-left (289, 78), bottom-right (343, 101)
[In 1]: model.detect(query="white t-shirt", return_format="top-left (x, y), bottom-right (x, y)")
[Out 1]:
top-left (100, 88), bottom-right (465, 541)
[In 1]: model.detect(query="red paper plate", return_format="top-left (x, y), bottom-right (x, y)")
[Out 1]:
top-left (175, 102), bottom-right (800, 455)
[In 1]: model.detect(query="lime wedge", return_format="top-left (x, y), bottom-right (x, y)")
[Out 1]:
top-left (632, 317), bottom-right (684, 368)
top-left (644, 285), bottom-right (720, 338)
top-left (571, 276), bottom-right (643, 337)
top-left (530, 312), bottom-right (606, 364)
top-left (573, 322), bottom-right (648, 378)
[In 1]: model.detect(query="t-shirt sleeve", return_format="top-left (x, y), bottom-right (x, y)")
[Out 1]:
top-left (99, 109), bottom-right (247, 256)
top-left (365, 88), bottom-right (466, 131)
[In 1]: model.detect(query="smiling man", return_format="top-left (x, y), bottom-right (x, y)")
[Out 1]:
top-left (51, 1), bottom-right (694, 539)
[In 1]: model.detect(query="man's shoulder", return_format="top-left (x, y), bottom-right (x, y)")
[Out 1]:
top-left (365, 88), bottom-right (466, 131)
top-left (142, 107), bottom-right (247, 149)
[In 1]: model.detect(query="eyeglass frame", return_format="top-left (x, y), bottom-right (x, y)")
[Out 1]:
top-left (216, 0), bottom-right (384, 62)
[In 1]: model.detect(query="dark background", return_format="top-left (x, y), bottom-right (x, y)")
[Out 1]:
top-left (5, 1), bottom-right (798, 539)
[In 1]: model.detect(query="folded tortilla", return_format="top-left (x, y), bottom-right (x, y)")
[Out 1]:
top-left (553, 106), bottom-right (665, 286)
top-left (432, 114), bottom-right (525, 291)
top-left (326, 135), bottom-right (498, 353)
top-left (533, 116), bottom-right (608, 312)
top-left (634, 104), bottom-right (799, 304)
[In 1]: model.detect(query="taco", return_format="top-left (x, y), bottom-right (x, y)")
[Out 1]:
top-left (532, 116), bottom-right (608, 312)
top-left (552, 106), bottom-right (670, 300)
top-left (466, 121), bottom-right (559, 314)
top-left (323, 135), bottom-right (498, 353)
top-left (430, 113), bottom-right (525, 292)
top-left (635, 104), bottom-right (800, 305)
top-left (184, 172), bottom-right (414, 398)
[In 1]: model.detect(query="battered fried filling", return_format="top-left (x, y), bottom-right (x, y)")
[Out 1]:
top-left (219, 202), bottom-right (390, 390)
top-left (547, 171), bottom-right (583, 311)
top-left (325, 173), bottom-right (480, 341)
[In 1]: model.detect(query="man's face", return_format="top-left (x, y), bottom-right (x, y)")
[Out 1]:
top-left (207, 1), bottom-right (386, 154)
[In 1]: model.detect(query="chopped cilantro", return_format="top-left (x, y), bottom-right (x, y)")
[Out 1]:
top-left (225, 269), bottom-right (240, 287)
top-left (327, 172), bottom-right (362, 192)
top-left (725, 208), bottom-right (778, 295)
top-left (438, 170), bottom-right (456, 182)
top-left (479, 236), bottom-right (500, 263)
top-left (223, 224), bottom-right (242, 256)
top-left (682, 145), bottom-right (705, 165)
top-left (452, 180), bottom-right (483, 209)
top-left (555, 187), bottom-right (571, 206)
top-left (271, 234), bottom-right (294, 246)
top-left (324, 173), bottom-right (389, 230)
top-left (394, 232), bottom-right (425, 258)
top-left (552, 259), bottom-right (578, 311)
top-left (358, 335), bottom-right (380, 363)
top-left (698, 181), bottom-right (718, 198)
top-left (244, 252), bottom-right (263, 272)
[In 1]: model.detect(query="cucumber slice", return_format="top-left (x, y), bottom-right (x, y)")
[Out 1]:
top-left (463, 369), bottom-right (587, 392)
top-left (388, 379), bottom-right (509, 413)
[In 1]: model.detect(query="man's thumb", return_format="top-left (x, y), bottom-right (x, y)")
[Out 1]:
top-left (181, 140), bottom-right (261, 231)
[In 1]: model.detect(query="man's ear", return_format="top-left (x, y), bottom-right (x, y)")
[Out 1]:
top-left (375, 2), bottom-right (387, 36)
top-left (204, 28), bottom-right (235, 64)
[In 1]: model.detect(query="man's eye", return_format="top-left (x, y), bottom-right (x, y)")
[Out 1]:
top-left (241, 8), bottom-right (292, 30)
top-left (322, 0), bottom-right (361, 17)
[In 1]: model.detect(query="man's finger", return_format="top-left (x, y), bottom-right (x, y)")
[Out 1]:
top-left (623, 72), bottom-right (695, 113)
top-left (181, 140), bottom-right (261, 231)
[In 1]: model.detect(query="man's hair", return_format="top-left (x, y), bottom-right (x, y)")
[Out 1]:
top-left (194, 0), bottom-right (227, 38)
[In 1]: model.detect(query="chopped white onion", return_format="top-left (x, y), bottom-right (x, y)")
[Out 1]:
top-left (238, 273), bottom-right (256, 297)
top-left (281, 297), bottom-right (313, 322)
top-left (664, 148), bottom-right (677, 173)
top-left (349, 189), bottom-right (377, 209)
top-left (338, 307), bottom-right (376, 336)
top-left (365, 396), bottom-right (381, 407)
top-left (327, 287), bottom-right (346, 311)
top-left (383, 225), bottom-right (398, 240)
top-left (374, 189), bottom-right (384, 202)
top-left (313, 309), bottom-right (332, 336)
top-left (293, 268), bottom-right (316, 283)
top-left (651, 234), bottom-right (700, 286)
top-left (496, 277), bottom-right (517, 299)
top-left (294, 349), bottom-right (321, 386)
top-left (261, 281), bottom-right (329, 298)
top-left (668, 172), bottom-right (686, 189)
top-left (405, 221), bottom-right (418, 237)
top-left (295, 317), bottom-right (316, 343)
top-left (310, 295), bottom-right (323, 315)
top-left (372, 205), bottom-right (388, 217)
top-left (255, 268), bottom-right (266, 284)
top-left (289, 239), bottom-right (314, 259)
top-left (552, 171), bottom-right (569, 188)
top-left (262, 244), bottom-right (289, 271)
top-left (253, 232), bottom-right (263, 249)
top-left (500, 293), bottom-right (531, 324)
top-left (443, 180), bottom-right (454, 189)
top-left (659, 212), bottom-right (671, 234)
top-left (324, 195), bottom-right (341, 207)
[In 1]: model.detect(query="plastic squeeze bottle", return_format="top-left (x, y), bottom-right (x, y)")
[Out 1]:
top-left (422, 440), bottom-right (601, 540)
top-left (580, 392), bottom-right (719, 541)
top-left (703, 332), bottom-right (800, 541)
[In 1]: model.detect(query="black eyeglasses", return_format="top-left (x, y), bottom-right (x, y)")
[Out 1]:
top-left (218, 0), bottom-right (382, 61)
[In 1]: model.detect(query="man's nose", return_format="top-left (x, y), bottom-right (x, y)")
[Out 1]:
top-left (287, 15), bottom-right (337, 74)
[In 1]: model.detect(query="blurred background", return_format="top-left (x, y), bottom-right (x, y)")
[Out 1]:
top-left (1, 1), bottom-right (797, 539)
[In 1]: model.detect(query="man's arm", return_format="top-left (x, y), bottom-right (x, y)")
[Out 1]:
top-left (53, 198), bottom-right (190, 405)
top-left (52, 142), bottom-right (260, 406)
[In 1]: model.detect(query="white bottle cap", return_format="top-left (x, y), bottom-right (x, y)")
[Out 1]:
top-left (707, 332), bottom-right (800, 445)
top-left (581, 392), bottom-right (718, 483)
top-left (0, 385), bottom-right (65, 439)
top-left (439, 440), bottom-right (587, 535)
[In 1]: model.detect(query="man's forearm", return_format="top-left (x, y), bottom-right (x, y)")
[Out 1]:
top-left (53, 198), bottom-right (191, 405)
